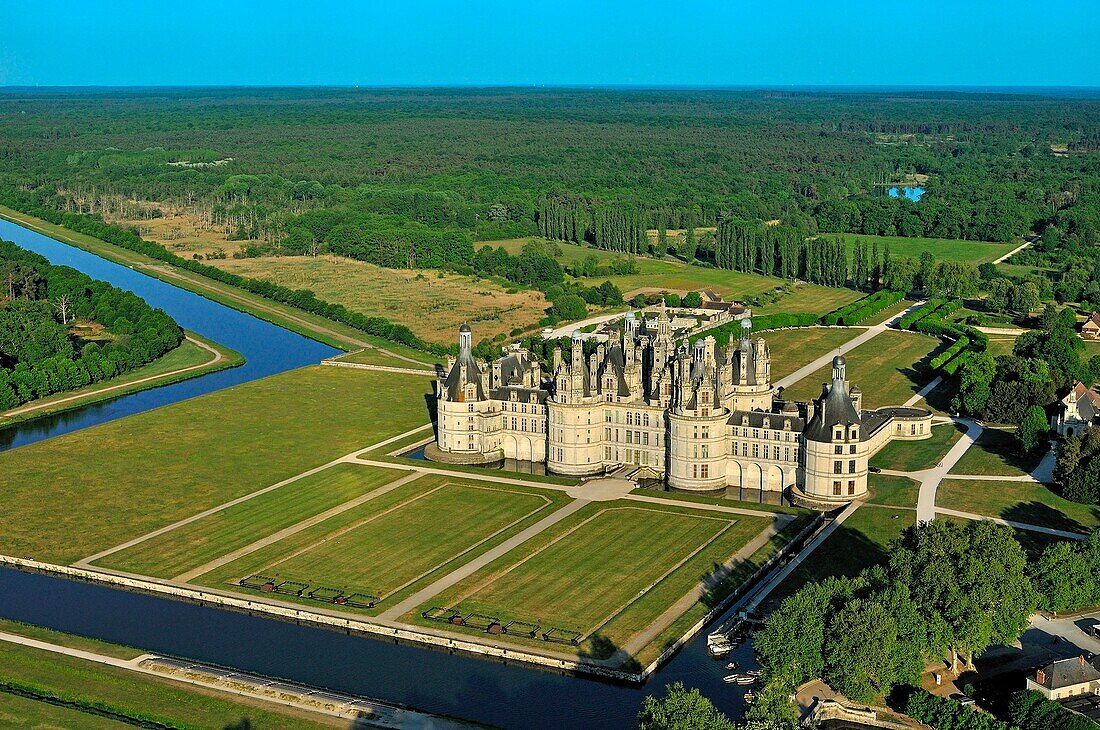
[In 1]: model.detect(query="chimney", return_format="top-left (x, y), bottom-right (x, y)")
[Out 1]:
top-left (1081, 654), bottom-right (1087, 667)
top-left (1036, 669), bottom-right (1047, 684)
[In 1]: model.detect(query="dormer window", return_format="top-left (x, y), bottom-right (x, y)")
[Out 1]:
top-left (849, 426), bottom-right (859, 440)
top-left (834, 428), bottom-right (843, 440)
top-left (784, 420), bottom-right (791, 430)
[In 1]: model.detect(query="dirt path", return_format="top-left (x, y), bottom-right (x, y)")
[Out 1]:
top-left (1, 335), bottom-right (224, 419)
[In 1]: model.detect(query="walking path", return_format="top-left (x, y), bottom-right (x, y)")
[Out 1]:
top-left (933, 508), bottom-right (1087, 540)
top-left (321, 359), bottom-right (436, 376)
top-left (914, 418), bottom-right (983, 523)
top-left (904, 375), bottom-right (943, 407)
top-left (775, 301), bottom-right (925, 390)
top-left (544, 309), bottom-right (629, 339)
top-left (1, 335), bottom-right (224, 419)
top-left (742, 501), bottom-right (861, 612)
top-left (992, 234), bottom-right (1038, 265)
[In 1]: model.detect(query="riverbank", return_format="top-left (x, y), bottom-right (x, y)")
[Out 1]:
top-left (0, 332), bottom-right (243, 428)
top-left (0, 205), bottom-right (427, 358)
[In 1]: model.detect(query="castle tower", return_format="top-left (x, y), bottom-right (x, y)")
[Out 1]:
top-left (801, 355), bottom-right (869, 502)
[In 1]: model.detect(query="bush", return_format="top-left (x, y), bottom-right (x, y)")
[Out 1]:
top-left (906, 689), bottom-right (1015, 730)
top-left (1008, 689), bottom-right (1098, 730)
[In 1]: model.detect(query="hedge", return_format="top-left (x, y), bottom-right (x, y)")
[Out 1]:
top-left (688, 312), bottom-right (820, 346)
top-left (906, 689), bottom-right (1016, 730)
top-left (820, 290), bottom-right (905, 326)
top-left (899, 298), bottom-right (948, 330)
top-left (1008, 689), bottom-right (1098, 730)
top-left (930, 336), bottom-right (971, 371)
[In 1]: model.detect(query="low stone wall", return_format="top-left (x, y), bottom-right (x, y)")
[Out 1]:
top-left (809, 699), bottom-right (910, 729)
top-left (321, 358), bottom-right (435, 376)
top-left (423, 442), bottom-right (504, 466)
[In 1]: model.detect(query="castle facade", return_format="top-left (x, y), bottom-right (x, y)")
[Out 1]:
top-left (429, 310), bottom-right (932, 505)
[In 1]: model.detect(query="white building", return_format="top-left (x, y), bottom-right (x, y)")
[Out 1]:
top-left (429, 311), bottom-right (933, 505)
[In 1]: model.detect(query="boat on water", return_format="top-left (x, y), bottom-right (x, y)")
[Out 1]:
top-left (746, 669), bottom-right (762, 677)
top-left (707, 641), bottom-right (732, 657)
top-left (722, 674), bottom-right (740, 684)
top-left (744, 690), bottom-right (755, 703)
top-left (725, 661), bottom-right (738, 670)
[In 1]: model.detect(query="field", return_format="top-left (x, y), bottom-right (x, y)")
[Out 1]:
top-left (758, 327), bottom-right (865, 381)
top-left (840, 234), bottom-right (1010, 264)
top-left (0, 366), bottom-right (433, 564)
top-left (412, 500), bottom-right (773, 662)
top-left (948, 428), bottom-right (1042, 477)
top-left (213, 255), bottom-right (550, 343)
top-left (331, 346), bottom-right (441, 368)
top-left (494, 237), bottom-right (861, 312)
top-left (767, 505), bottom-right (914, 606)
top-left (779, 330), bottom-right (942, 408)
top-left (937, 479), bottom-right (1100, 534)
top-left (869, 422), bottom-right (967, 472)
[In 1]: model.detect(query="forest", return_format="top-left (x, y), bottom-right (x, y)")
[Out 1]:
top-left (0, 239), bottom-right (183, 409)
top-left (0, 87), bottom-right (1097, 267)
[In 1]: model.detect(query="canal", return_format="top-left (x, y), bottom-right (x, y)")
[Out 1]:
top-left (0, 217), bottom-right (757, 728)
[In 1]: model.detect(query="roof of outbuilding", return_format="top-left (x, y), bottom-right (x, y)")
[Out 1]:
top-left (1033, 656), bottom-right (1100, 690)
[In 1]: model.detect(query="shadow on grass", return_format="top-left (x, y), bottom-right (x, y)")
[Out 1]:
top-left (579, 633), bottom-right (642, 674)
top-left (1003, 501), bottom-right (1087, 534)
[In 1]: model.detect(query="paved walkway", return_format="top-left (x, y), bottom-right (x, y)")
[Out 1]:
top-left (1, 335), bottom-right (224, 419)
top-left (544, 310), bottom-right (629, 339)
top-left (933, 507), bottom-right (1087, 540)
top-left (914, 418), bottom-right (983, 523)
top-left (904, 375), bottom-right (943, 407)
top-left (377, 498), bottom-right (592, 621)
top-left (775, 301), bottom-right (926, 390)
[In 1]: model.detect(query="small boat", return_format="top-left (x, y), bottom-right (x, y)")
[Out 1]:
top-left (746, 669), bottom-right (762, 677)
top-left (734, 675), bottom-right (755, 685)
top-left (707, 642), bottom-right (732, 657)
top-left (725, 661), bottom-right (738, 670)
top-left (722, 674), bottom-right (740, 683)
top-left (743, 690), bottom-right (755, 704)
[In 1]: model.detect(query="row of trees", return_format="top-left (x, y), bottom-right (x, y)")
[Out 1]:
top-left (0, 239), bottom-right (184, 410)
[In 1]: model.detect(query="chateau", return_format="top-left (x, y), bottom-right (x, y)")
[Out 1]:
top-left (429, 309), bottom-right (932, 505)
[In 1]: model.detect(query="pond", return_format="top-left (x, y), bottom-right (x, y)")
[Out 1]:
top-left (887, 186), bottom-right (925, 203)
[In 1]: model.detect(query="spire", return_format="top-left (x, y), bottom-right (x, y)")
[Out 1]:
top-left (832, 355), bottom-right (846, 385)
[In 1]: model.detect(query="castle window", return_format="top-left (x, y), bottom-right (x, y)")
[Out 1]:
top-left (627, 412), bottom-right (633, 425)
top-left (692, 465), bottom-right (698, 479)
top-left (635, 412), bottom-right (641, 425)
top-left (848, 460), bottom-right (856, 473)
top-left (833, 481), bottom-right (842, 496)
top-left (763, 418), bottom-right (770, 429)
top-left (742, 417), bottom-right (749, 426)
top-left (742, 443), bottom-right (748, 456)
top-left (835, 445), bottom-right (843, 454)
top-left (702, 408), bottom-right (709, 417)
top-left (753, 429), bottom-right (759, 439)
top-left (605, 447), bottom-right (611, 460)
top-left (606, 412), bottom-right (612, 423)
top-left (850, 426), bottom-right (859, 439)
top-left (605, 427), bottom-right (611, 440)
top-left (835, 429), bottom-right (843, 440)
top-left (833, 460), bottom-right (842, 474)
top-left (701, 444), bottom-right (709, 458)
top-left (784, 420), bottom-right (791, 430)
top-left (700, 464), bottom-right (709, 478)
top-left (752, 444), bottom-right (759, 458)
top-left (643, 413), bottom-right (650, 427)
top-left (643, 432), bottom-right (649, 446)
top-left (784, 447), bottom-right (790, 461)
top-left (627, 431), bottom-right (633, 444)
top-left (702, 426), bottom-right (709, 439)
top-left (468, 404), bottom-right (474, 413)
top-left (910, 424), bottom-right (916, 435)
top-left (849, 445), bottom-right (856, 454)
top-left (848, 480), bottom-right (856, 495)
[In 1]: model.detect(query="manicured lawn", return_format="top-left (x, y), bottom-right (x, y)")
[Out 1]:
top-left (937, 479), bottom-right (1100, 534)
top-left (780, 330), bottom-right (941, 408)
top-left (870, 422), bottom-right (966, 473)
top-left (865, 475), bottom-right (922, 508)
top-left (0, 692), bottom-right (131, 728)
top-left (332, 346), bottom-right (441, 368)
top-left (94, 464), bottom-right (409, 579)
top-left (0, 366), bottom-right (433, 564)
top-left (754, 286), bottom-right (863, 316)
top-left (195, 475), bottom-right (570, 612)
top-left (758, 327), bottom-right (865, 381)
top-left (0, 640), bottom-right (333, 729)
top-left (768, 506), bottom-right (914, 606)
top-left (841, 234), bottom-right (1010, 264)
top-left (415, 500), bottom-right (772, 663)
top-left (863, 298), bottom-right (915, 326)
top-left (949, 428), bottom-right (1042, 477)
top-left (251, 481), bottom-right (554, 600)
top-left (0, 619), bottom-right (142, 661)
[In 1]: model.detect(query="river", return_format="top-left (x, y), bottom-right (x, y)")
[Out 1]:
top-left (0, 217), bottom-right (758, 727)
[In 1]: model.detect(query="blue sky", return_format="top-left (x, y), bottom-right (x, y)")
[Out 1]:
top-left (3, 1), bottom-right (1098, 87)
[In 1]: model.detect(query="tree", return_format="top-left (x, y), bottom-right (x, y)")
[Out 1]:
top-left (664, 293), bottom-right (681, 307)
top-left (1010, 282), bottom-right (1042, 314)
top-left (957, 351), bottom-right (996, 415)
top-left (985, 278), bottom-right (1012, 312)
top-left (682, 291), bottom-right (703, 308)
top-left (637, 683), bottom-right (737, 730)
top-left (823, 598), bottom-right (896, 702)
top-left (1017, 405), bottom-right (1050, 452)
top-left (550, 294), bottom-right (587, 321)
top-left (882, 256), bottom-right (919, 293)
top-left (681, 219), bottom-right (698, 263)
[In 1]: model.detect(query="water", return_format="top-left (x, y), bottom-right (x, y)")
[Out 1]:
top-left (0, 216), bottom-right (760, 727)
top-left (404, 445), bottom-right (550, 476)
top-left (0, 218), bottom-right (338, 451)
top-left (887, 186), bottom-right (925, 203)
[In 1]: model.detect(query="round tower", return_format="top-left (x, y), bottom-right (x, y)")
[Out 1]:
top-left (800, 355), bottom-right (869, 503)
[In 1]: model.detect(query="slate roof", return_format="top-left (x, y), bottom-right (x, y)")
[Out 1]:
top-left (729, 409), bottom-right (805, 431)
top-left (1070, 381), bottom-right (1100, 423)
top-left (1033, 656), bottom-right (1100, 690)
top-left (803, 357), bottom-right (861, 443)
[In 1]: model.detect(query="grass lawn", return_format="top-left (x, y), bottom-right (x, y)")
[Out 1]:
top-left (214, 256), bottom-right (550, 344)
top-left (761, 327), bottom-right (865, 381)
top-left (780, 330), bottom-right (942, 408)
top-left (0, 619), bottom-right (142, 661)
top-left (195, 475), bottom-right (570, 613)
top-left (863, 298), bottom-right (915, 326)
top-left (0, 333), bottom-right (242, 427)
top-left (865, 475), bottom-right (922, 508)
top-left (870, 422), bottom-right (967, 472)
top-left (841, 234), bottom-right (1010, 264)
top-left (0, 692), bottom-right (132, 729)
top-left (94, 464), bottom-right (409, 579)
top-left (413, 500), bottom-right (772, 664)
top-left (767, 506), bottom-right (914, 607)
top-left (937, 479), bottom-right (1100, 534)
top-left (0, 640), bottom-right (334, 729)
top-left (949, 428), bottom-right (1042, 478)
top-left (986, 337), bottom-right (1019, 357)
top-left (0, 366), bottom-right (433, 564)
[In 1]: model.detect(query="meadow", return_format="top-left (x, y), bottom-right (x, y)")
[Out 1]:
top-left (779, 330), bottom-right (942, 408)
top-left (0, 366), bottom-right (433, 564)
top-left (758, 327), bottom-right (864, 381)
top-left (840, 233), bottom-right (1010, 264)
top-left (214, 255), bottom-right (550, 343)
top-left (948, 428), bottom-right (1043, 477)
